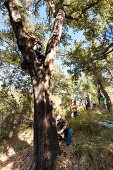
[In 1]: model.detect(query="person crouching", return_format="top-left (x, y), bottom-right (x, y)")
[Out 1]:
top-left (56, 115), bottom-right (73, 146)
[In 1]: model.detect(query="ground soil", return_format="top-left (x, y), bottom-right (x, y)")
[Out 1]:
top-left (0, 127), bottom-right (113, 170)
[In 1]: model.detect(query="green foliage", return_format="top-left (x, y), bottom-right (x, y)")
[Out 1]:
top-left (17, 124), bottom-right (31, 133)
top-left (68, 111), bottom-right (113, 169)
top-left (1, 0), bottom-right (113, 147)
top-left (68, 112), bottom-right (103, 135)
top-left (95, 113), bottom-right (113, 121)
top-left (0, 88), bottom-right (33, 141)
top-left (51, 64), bottom-right (77, 114)
top-left (17, 142), bottom-right (29, 150)
top-left (0, 129), bottom-right (8, 142)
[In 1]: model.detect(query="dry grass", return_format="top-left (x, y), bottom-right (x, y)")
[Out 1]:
top-left (0, 111), bottom-right (113, 170)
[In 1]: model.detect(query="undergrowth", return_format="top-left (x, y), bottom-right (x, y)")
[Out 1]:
top-left (65, 110), bottom-right (113, 169)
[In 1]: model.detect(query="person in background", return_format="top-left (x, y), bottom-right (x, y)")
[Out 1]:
top-left (85, 96), bottom-right (91, 110)
top-left (56, 115), bottom-right (73, 146)
top-left (92, 103), bottom-right (97, 110)
top-left (100, 95), bottom-right (105, 107)
top-left (98, 92), bottom-right (103, 104)
top-left (70, 100), bottom-right (78, 118)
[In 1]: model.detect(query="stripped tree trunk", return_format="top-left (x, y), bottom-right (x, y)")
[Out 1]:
top-left (4, 1), bottom-right (65, 169)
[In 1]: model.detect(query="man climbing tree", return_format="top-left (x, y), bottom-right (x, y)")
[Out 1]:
top-left (4, 0), bottom-right (65, 169)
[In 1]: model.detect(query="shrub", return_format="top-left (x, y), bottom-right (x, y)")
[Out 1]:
top-left (0, 129), bottom-right (8, 142)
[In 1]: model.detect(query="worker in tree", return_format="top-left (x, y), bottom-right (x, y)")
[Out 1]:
top-left (33, 42), bottom-right (45, 64)
top-left (56, 115), bottom-right (73, 146)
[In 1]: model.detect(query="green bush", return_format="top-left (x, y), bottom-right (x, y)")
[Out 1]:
top-left (0, 129), bottom-right (8, 141)
top-left (18, 142), bottom-right (29, 150)
top-left (16, 123), bottom-right (31, 133)
top-left (68, 112), bottom-right (103, 135)
top-left (0, 88), bottom-right (33, 142)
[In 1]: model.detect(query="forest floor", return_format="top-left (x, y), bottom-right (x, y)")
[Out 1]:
top-left (1, 112), bottom-right (113, 170)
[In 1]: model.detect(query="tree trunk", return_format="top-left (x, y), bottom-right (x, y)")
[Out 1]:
top-left (4, 1), bottom-right (65, 169)
top-left (29, 65), bottom-right (59, 170)
top-left (97, 86), bottom-right (101, 104)
top-left (97, 80), bottom-right (112, 113)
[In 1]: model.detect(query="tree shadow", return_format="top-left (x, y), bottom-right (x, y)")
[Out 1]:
top-left (0, 134), bottom-right (33, 170)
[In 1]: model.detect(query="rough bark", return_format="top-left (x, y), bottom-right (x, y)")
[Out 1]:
top-left (97, 80), bottom-right (112, 113)
top-left (4, 0), bottom-right (65, 169)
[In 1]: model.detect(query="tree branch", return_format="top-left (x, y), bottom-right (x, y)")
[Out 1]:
top-left (104, 67), bottom-right (113, 79)
top-left (44, 9), bottom-right (65, 72)
top-left (65, 0), bottom-right (101, 21)
top-left (45, 9), bottom-right (65, 54)
top-left (82, 0), bottom-right (101, 13)
top-left (4, 0), bottom-right (36, 57)
top-left (102, 42), bottom-right (113, 54)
